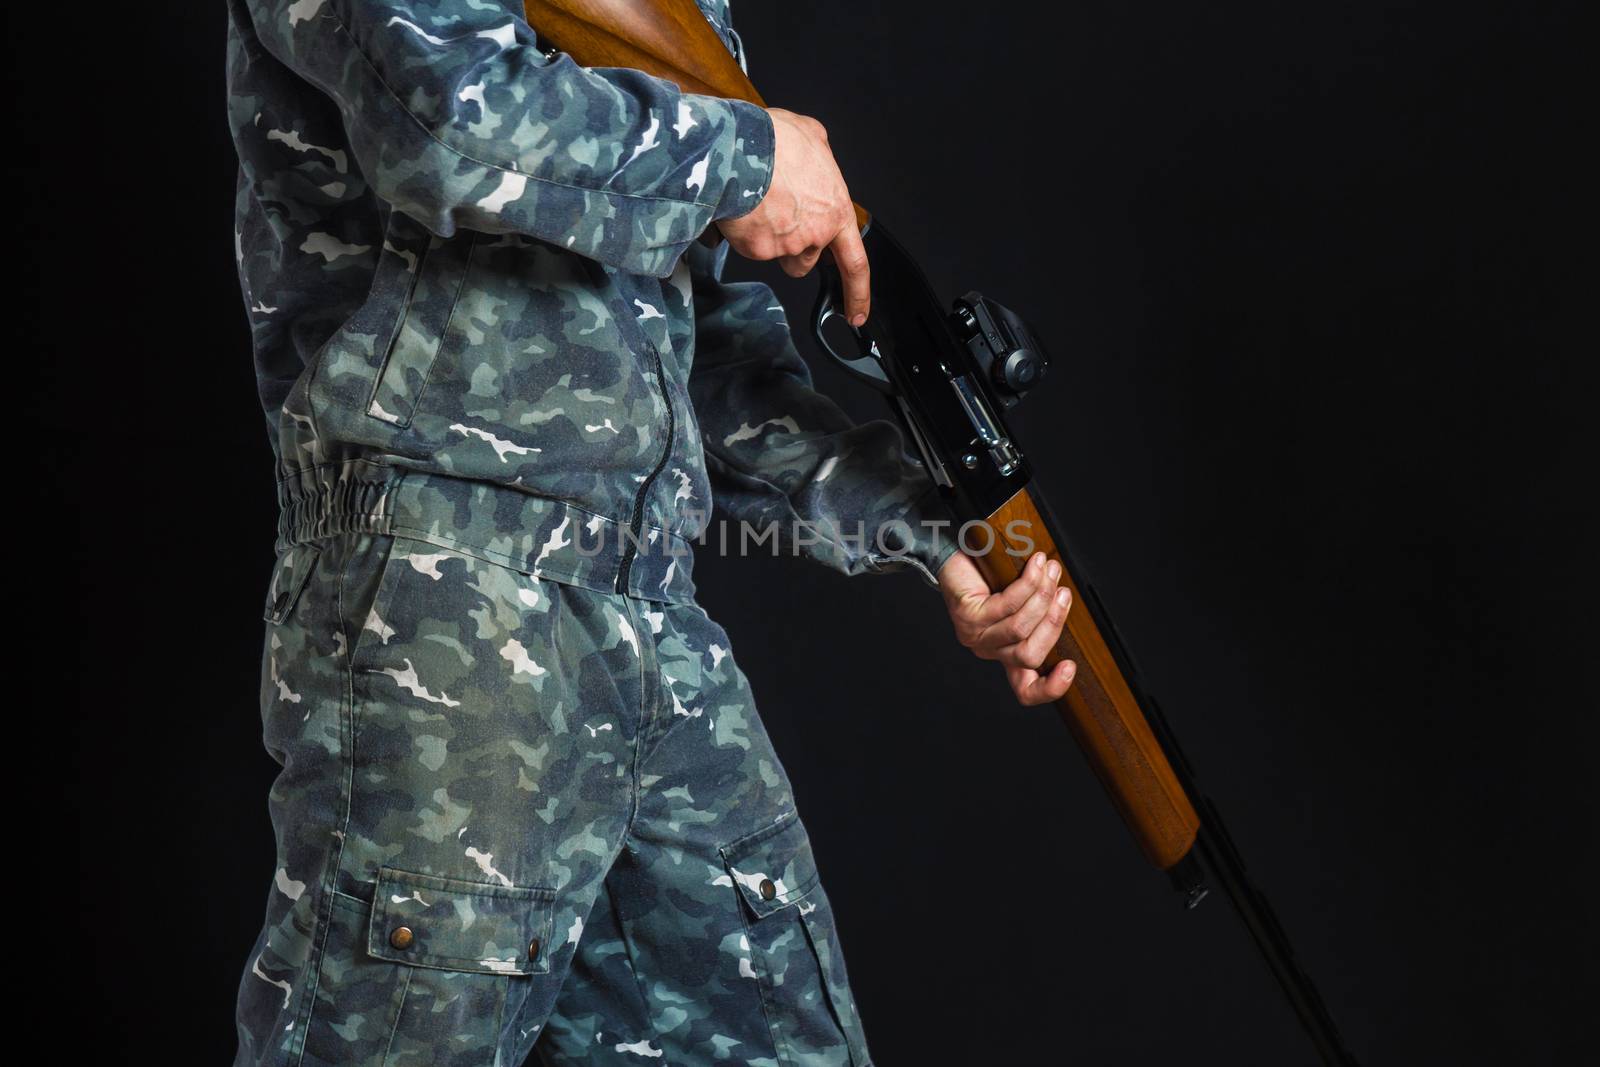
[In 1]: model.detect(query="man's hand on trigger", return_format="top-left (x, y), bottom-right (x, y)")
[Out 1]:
top-left (938, 551), bottom-right (1077, 706)
top-left (719, 108), bottom-right (870, 326)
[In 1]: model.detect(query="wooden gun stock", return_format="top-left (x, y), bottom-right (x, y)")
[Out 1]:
top-left (524, 0), bottom-right (871, 231)
top-left (525, 0), bottom-right (759, 101)
top-left (978, 488), bottom-right (1201, 868)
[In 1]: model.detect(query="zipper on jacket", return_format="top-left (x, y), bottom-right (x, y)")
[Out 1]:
top-left (616, 340), bottom-right (675, 594)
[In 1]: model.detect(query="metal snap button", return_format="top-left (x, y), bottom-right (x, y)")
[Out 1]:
top-left (528, 937), bottom-right (541, 961)
top-left (389, 926), bottom-right (414, 950)
top-left (759, 878), bottom-right (776, 901)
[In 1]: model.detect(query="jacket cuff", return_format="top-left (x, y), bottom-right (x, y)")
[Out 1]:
top-left (710, 99), bottom-right (775, 222)
top-left (868, 484), bottom-right (960, 590)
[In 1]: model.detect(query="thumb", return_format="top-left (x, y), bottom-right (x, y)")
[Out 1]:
top-left (937, 551), bottom-right (989, 606)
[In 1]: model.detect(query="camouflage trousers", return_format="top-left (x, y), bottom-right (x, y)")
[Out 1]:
top-left (234, 529), bottom-right (872, 1066)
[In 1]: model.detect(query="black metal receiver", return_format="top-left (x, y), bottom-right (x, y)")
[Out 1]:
top-left (812, 221), bottom-right (1045, 525)
top-left (811, 218), bottom-right (1360, 1067)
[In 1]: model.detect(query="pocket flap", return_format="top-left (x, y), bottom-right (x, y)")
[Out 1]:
top-left (718, 810), bottom-right (822, 919)
top-left (367, 867), bottom-right (555, 976)
top-left (263, 543), bottom-right (321, 624)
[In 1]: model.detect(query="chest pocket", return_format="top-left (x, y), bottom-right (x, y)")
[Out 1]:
top-left (367, 233), bottom-right (477, 428)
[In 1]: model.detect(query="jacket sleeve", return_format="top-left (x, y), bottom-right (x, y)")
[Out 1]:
top-left (686, 241), bottom-right (960, 587)
top-left (244, 0), bottom-right (773, 277)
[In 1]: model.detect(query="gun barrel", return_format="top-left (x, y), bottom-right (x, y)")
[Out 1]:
top-left (1004, 487), bottom-right (1359, 1065)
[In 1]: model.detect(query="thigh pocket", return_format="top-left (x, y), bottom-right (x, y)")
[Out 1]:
top-left (720, 812), bottom-right (871, 1066)
top-left (300, 867), bottom-right (555, 1067)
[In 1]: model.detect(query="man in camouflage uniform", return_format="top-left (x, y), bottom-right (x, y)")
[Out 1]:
top-left (227, 2), bottom-right (1077, 1064)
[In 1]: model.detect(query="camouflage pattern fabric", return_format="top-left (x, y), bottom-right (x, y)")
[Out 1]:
top-left (228, 1), bottom-right (955, 1063)
top-left (226, 0), bottom-right (956, 585)
top-left (237, 531), bottom-right (871, 1065)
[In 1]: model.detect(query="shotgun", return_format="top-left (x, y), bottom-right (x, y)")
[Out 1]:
top-left (524, 2), bottom-right (1358, 1061)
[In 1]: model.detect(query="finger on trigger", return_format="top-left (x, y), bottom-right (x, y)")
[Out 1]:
top-left (830, 225), bottom-right (870, 325)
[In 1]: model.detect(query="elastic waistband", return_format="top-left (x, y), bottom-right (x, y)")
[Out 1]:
top-left (275, 458), bottom-right (696, 604)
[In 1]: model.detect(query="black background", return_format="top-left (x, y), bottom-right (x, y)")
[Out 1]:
top-left (24, 1), bottom-right (1590, 1063)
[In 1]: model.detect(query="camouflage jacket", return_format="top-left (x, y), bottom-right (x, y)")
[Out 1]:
top-left (227, 0), bottom-right (956, 604)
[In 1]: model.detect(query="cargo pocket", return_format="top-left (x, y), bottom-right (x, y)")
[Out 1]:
top-left (263, 543), bottom-right (321, 625)
top-left (298, 867), bottom-right (554, 1067)
top-left (366, 232), bottom-right (477, 427)
top-left (720, 811), bottom-right (871, 1066)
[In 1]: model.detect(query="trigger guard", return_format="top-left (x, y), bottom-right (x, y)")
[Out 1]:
top-left (810, 274), bottom-right (892, 392)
